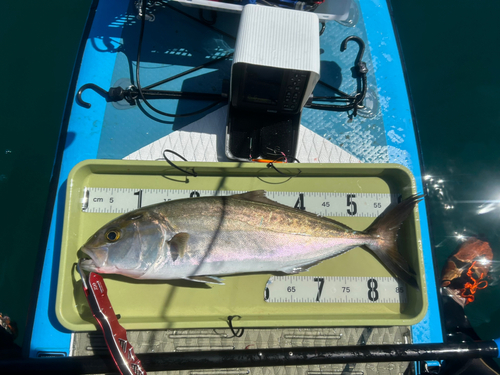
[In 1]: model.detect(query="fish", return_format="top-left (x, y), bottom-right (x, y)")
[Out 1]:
top-left (79, 190), bottom-right (422, 289)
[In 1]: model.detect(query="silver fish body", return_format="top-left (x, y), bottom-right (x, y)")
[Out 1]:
top-left (80, 191), bottom-right (421, 288)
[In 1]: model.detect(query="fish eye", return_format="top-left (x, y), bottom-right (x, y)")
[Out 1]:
top-left (105, 228), bottom-right (121, 242)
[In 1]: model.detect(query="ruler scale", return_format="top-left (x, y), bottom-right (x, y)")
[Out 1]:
top-left (264, 276), bottom-right (407, 304)
top-left (82, 188), bottom-right (400, 218)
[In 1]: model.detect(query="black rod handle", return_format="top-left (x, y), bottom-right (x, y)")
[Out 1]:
top-left (3, 340), bottom-right (499, 374)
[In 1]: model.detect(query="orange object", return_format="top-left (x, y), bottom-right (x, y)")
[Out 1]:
top-left (441, 238), bottom-right (493, 287)
top-left (441, 237), bottom-right (493, 306)
top-left (251, 159), bottom-right (286, 163)
top-left (460, 261), bottom-right (488, 305)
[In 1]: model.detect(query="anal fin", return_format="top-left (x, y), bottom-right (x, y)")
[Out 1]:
top-left (281, 260), bottom-right (324, 275)
top-left (184, 276), bottom-right (225, 285)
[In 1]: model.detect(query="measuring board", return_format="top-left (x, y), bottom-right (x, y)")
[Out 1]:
top-left (58, 162), bottom-right (427, 330)
top-left (82, 188), bottom-right (401, 217)
top-left (264, 276), bottom-right (407, 303)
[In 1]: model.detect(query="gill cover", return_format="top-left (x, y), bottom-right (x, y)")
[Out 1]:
top-left (79, 209), bottom-right (166, 277)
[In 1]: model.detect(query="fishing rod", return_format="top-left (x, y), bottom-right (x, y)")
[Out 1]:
top-left (2, 339), bottom-right (500, 374)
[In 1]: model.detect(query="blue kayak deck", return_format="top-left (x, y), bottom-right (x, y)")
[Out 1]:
top-left (29, 0), bottom-right (442, 356)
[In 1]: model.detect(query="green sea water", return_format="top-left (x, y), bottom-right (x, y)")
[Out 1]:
top-left (0, 0), bottom-right (93, 346)
top-left (390, 0), bottom-right (500, 342)
top-left (1, 0), bottom-right (499, 353)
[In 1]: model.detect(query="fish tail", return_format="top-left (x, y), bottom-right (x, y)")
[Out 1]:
top-left (364, 194), bottom-right (424, 290)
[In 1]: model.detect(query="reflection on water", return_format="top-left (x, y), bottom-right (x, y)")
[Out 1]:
top-left (423, 170), bottom-right (500, 341)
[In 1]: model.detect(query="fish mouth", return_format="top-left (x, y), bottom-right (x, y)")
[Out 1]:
top-left (79, 246), bottom-right (107, 271)
top-left (79, 258), bottom-right (98, 272)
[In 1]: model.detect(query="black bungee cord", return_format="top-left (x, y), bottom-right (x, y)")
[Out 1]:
top-left (135, 0), bottom-right (226, 118)
top-left (306, 35), bottom-right (368, 116)
top-left (77, 2), bottom-right (369, 119)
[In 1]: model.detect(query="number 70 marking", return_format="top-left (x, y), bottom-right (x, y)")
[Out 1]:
top-left (314, 277), bottom-right (325, 301)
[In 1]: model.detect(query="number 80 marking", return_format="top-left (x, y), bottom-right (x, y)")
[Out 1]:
top-left (367, 278), bottom-right (379, 301)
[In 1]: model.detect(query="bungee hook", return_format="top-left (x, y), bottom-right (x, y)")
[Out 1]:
top-left (340, 35), bottom-right (368, 75)
top-left (76, 83), bottom-right (110, 108)
top-left (340, 35), bottom-right (368, 115)
top-left (76, 83), bottom-right (129, 108)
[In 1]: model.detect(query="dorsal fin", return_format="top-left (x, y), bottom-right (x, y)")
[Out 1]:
top-left (231, 190), bottom-right (291, 209)
top-left (230, 190), bottom-right (353, 230)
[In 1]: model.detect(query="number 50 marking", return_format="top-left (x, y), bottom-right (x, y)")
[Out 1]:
top-left (347, 194), bottom-right (357, 216)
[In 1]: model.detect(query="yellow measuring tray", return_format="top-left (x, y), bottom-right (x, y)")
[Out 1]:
top-left (56, 160), bottom-right (428, 331)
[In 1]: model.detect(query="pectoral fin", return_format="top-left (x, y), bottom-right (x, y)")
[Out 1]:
top-left (168, 232), bottom-right (189, 262)
top-left (184, 276), bottom-right (225, 285)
